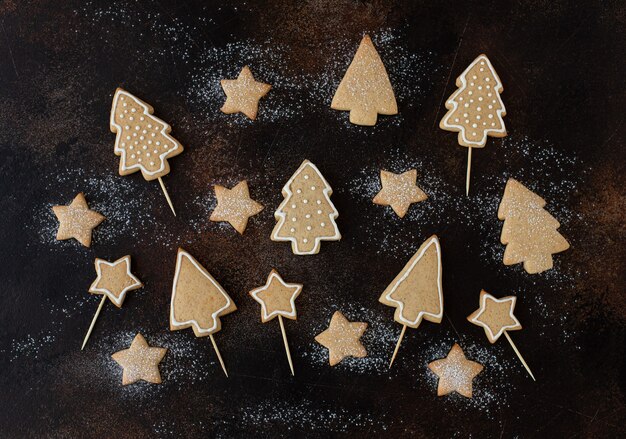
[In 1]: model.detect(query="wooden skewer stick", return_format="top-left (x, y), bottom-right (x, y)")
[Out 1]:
top-left (158, 176), bottom-right (176, 216)
top-left (504, 331), bottom-right (535, 381)
top-left (465, 147), bottom-right (472, 196)
top-left (209, 334), bottom-right (228, 377)
top-left (278, 315), bottom-right (295, 376)
top-left (81, 295), bottom-right (107, 350)
top-left (389, 324), bottom-right (407, 369)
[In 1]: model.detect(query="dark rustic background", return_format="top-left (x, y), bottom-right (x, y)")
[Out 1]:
top-left (0, 1), bottom-right (624, 437)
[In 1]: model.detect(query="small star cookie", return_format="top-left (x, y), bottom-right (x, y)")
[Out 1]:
top-left (112, 333), bottom-right (167, 385)
top-left (52, 193), bottom-right (105, 247)
top-left (428, 343), bottom-right (484, 398)
top-left (209, 180), bottom-right (264, 234)
top-left (467, 290), bottom-right (522, 343)
top-left (315, 311), bottom-right (368, 366)
top-left (249, 270), bottom-right (303, 323)
top-left (373, 169), bottom-right (428, 218)
top-left (220, 66), bottom-right (271, 120)
top-left (89, 255), bottom-right (143, 307)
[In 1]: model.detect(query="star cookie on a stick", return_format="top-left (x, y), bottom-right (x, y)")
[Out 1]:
top-left (170, 248), bottom-right (237, 377)
top-left (110, 88), bottom-right (184, 216)
top-left (112, 333), bottom-right (167, 385)
top-left (331, 34), bottom-right (398, 126)
top-left (52, 193), bottom-right (105, 247)
top-left (220, 66), bottom-right (271, 120)
top-left (379, 235), bottom-right (444, 368)
top-left (210, 180), bottom-right (264, 234)
top-left (249, 270), bottom-right (303, 375)
top-left (82, 255), bottom-right (142, 350)
top-left (373, 169), bottom-right (428, 218)
top-left (440, 54), bottom-right (507, 195)
top-left (468, 290), bottom-right (535, 380)
top-left (428, 343), bottom-right (484, 398)
top-left (315, 311), bottom-right (367, 366)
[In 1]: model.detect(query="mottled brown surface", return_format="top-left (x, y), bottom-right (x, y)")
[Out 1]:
top-left (0, 1), bottom-right (624, 438)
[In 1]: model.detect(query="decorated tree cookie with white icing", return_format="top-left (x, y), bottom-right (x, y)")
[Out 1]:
top-left (271, 160), bottom-right (341, 255)
top-left (440, 54), bottom-right (507, 195)
top-left (110, 88), bottom-right (184, 215)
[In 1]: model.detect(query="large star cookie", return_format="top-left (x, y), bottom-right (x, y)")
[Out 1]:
top-left (112, 333), bottom-right (167, 385)
top-left (467, 290), bottom-right (522, 343)
top-left (220, 66), bottom-right (271, 120)
top-left (52, 193), bottom-right (105, 247)
top-left (373, 169), bottom-right (428, 218)
top-left (210, 180), bottom-right (264, 234)
top-left (89, 255), bottom-right (143, 307)
top-left (315, 311), bottom-right (367, 366)
top-left (428, 343), bottom-right (484, 398)
top-left (249, 270), bottom-right (303, 323)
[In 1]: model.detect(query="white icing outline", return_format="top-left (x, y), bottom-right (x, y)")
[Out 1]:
top-left (382, 236), bottom-right (443, 326)
top-left (110, 89), bottom-right (182, 177)
top-left (170, 249), bottom-right (234, 335)
top-left (89, 255), bottom-right (142, 307)
top-left (271, 160), bottom-right (341, 255)
top-left (469, 292), bottom-right (521, 342)
top-left (440, 54), bottom-right (506, 147)
top-left (249, 271), bottom-right (303, 321)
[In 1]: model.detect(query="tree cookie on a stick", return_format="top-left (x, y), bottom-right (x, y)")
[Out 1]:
top-left (379, 235), bottom-right (443, 368)
top-left (110, 88), bottom-right (184, 216)
top-left (170, 248), bottom-right (237, 377)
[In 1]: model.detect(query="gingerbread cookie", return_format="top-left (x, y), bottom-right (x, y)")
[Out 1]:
top-left (112, 333), bottom-right (167, 385)
top-left (271, 160), bottom-right (341, 255)
top-left (52, 193), bottom-right (105, 247)
top-left (315, 311), bottom-right (367, 366)
top-left (428, 343), bottom-right (484, 398)
top-left (110, 88), bottom-right (184, 181)
top-left (440, 54), bottom-right (506, 148)
top-left (220, 66), bottom-right (271, 120)
top-left (467, 290), bottom-right (522, 343)
top-left (379, 235), bottom-right (443, 328)
top-left (89, 255), bottom-right (143, 307)
top-left (210, 180), bottom-right (264, 234)
top-left (331, 34), bottom-right (398, 126)
top-left (249, 270), bottom-right (303, 323)
top-left (170, 248), bottom-right (237, 337)
top-left (498, 178), bottom-right (570, 274)
top-left (373, 169), bottom-right (427, 218)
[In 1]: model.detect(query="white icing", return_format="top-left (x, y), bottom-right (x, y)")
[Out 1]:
top-left (170, 249), bottom-right (234, 335)
top-left (382, 236), bottom-right (443, 326)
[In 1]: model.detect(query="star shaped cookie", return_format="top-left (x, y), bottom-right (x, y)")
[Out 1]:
top-left (112, 333), bottom-right (167, 385)
top-left (249, 270), bottom-right (303, 322)
top-left (315, 311), bottom-right (368, 366)
top-left (89, 255), bottom-right (143, 307)
top-left (52, 193), bottom-right (105, 247)
top-left (373, 170), bottom-right (427, 218)
top-left (209, 180), bottom-right (264, 234)
top-left (220, 66), bottom-right (271, 120)
top-left (467, 290), bottom-right (522, 343)
top-left (428, 343), bottom-right (484, 398)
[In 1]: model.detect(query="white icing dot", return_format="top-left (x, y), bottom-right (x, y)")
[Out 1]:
top-left (472, 132), bottom-right (477, 136)
top-left (479, 97), bottom-right (483, 101)
top-left (480, 61), bottom-right (485, 65)
top-left (465, 119), bottom-right (469, 123)
top-left (146, 152), bottom-right (151, 157)
top-left (143, 145), bottom-right (147, 150)
top-left (132, 133), bottom-right (137, 137)
top-left (122, 102), bottom-right (127, 106)
top-left (156, 141), bottom-right (161, 145)
top-left (485, 77), bottom-right (490, 82)
top-left (470, 83), bottom-right (474, 87)
top-left (119, 114), bottom-right (124, 119)
top-left (463, 113), bottom-right (468, 117)
top-left (468, 91), bottom-right (473, 95)
top-left (292, 217), bottom-right (297, 222)
top-left (491, 123), bottom-right (496, 126)
top-left (291, 204), bottom-right (296, 209)
top-left (317, 210), bottom-right (322, 214)
top-left (472, 123), bottom-right (477, 128)
top-left (306, 226), bottom-right (312, 231)
top-left (142, 130), bottom-right (147, 134)
top-left (126, 136), bottom-right (131, 140)
top-left (137, 158), bottom-right (142, 162)
top-left (472, 75), bottom-right (477, 79)
top-left (129, 116), bottom-right (133, 121)
top-left (303, 199), bottom-right (308, 204)
top-left (148, 140), bottom-right (152, 144)
top-left (150, 162), bottom-right (154, 166)
top-left (459, 97), bottom-right (463, 101)
top-left (153, 150), bottom-right (158, 154)
top-left (316, 200), bottom-right (321, 204)
top-left (480, 68), bottom-right (484, 72)
top-left (488, 105), bottom-right (493, 109)
top-left (296, 189), bottom-right (302, 194)
top-left (151, 133), bottom-right (156, 137)
top-left (311, 186), bottom-right (316, 190)
top-left (321, 222), bottom-right (326, 227)
top-left (477, 107), bottom-right (481, 111)
top-left (454, 118), bottom-right (459, 122)
top-left (464, 103), bottom-right (469, 108)
top-left (130, 154), bottom-right (135, 159)
top-left (131, 108), bottom-right (136, 113)
top-left (128, 145), bottom-right (133, 150)
top-left (305, 214), bottom-right (311, 219)
top-left (290, 228), bottom-right (295, 232)
top-left (303, 238), bottom-right (308, 243)
top-left (304, 175), bottom-right (309, 179)
top-left (125, 125), bottom-right (130, 130)
top-left (140, 136), bottom-right (144, 140)
top-left (140, 116), bottom-right (144, 121)
top-left (478, 86), bottom-right (482, 90)
top-left (135, 125), bottom-right (140, 130)
top-left (476, 115), bottom-right (481, 120)
top-left (488, 114), bottom-right (493, 119)
top-left (147, 124), bottom-right (152, 128)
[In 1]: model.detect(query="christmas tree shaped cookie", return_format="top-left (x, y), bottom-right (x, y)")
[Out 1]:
top-left (110, 88), bottom-right (184, 215)
top-left (331, 34), bottom-right (398, 126)
top-left (498, 179), bottom-right (569, 274)
top-left (170, 248), bottom-right (237, 376)
top-left (271, 160), bottom-right (341, 255)
top-left (81, 255), bottom-right (143, 350)
top-left (440, 55), bottom-right (507, 195)
top-left (379, 235), bottom-right (443, 367)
